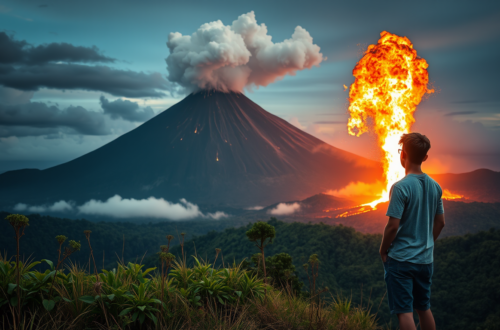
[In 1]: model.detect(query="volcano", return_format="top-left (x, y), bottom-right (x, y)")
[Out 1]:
top-left (0, 91), bottom-right (381, 209)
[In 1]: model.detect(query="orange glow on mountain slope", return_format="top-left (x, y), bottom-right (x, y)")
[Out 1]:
top-left (442, 189), bottom-right (464, 200)
top-left (347, 31), bottom-right (434, 209)
top-left (336, 205), bottom-right (374, 218)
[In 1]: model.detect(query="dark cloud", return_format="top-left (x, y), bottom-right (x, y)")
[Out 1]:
top-left (0, 101), bottom-right (110, 137)
top-left (444, 111), bottom-right (479, 117)
top-left (100, 96), bottom-right (155, 122)
top-left (0, 32), bottom-right (114, 65)
top-left (0, 63), bottom-right (171, 98)
top-left (0, 87), bottom-right (34, 105)
top-left (0, 33), bottom-right (27, 64)
top-left (27, 43), bottom-right (114, 64)
top-left (0, 33), bottom-right (173, 98)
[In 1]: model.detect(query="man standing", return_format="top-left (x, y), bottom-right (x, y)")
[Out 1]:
top-left (380, 133), bottom-right (446, 330)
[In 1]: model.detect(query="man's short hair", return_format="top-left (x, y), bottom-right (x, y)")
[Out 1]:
top-left (399, 133), bottom-right (431, 164)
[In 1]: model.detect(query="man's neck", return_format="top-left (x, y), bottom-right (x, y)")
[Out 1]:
top-left (405, 163), bottom-right (424, 175)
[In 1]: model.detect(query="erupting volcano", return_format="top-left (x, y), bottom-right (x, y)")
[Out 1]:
top-left (346, 31), bottom-right (434, 209)
top-left (0, 91), bottom-right (381, 211)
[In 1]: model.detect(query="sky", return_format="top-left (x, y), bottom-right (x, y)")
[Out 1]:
top-left (1, 0), bottom-right (499, 175)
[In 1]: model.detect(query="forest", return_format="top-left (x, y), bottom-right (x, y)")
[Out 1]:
top-left (147, 219), bottom-right (500, 330)
top-left (1, 213), bottom-right (499, 329)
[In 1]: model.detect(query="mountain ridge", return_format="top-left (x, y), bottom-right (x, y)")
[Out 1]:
top-left (0, 91), bottom-right (381, 208)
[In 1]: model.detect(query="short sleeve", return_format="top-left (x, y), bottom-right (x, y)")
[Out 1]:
top-left (386, 185), bottom-right (406, 219)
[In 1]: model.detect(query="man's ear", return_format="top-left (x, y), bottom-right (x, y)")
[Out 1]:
top-left (422, 154), bottom-right (428, 162)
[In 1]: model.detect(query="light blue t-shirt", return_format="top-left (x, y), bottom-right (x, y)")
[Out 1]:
top-left (386, 173), bottom-right (444, 264)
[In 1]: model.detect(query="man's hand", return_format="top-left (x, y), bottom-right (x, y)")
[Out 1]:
top-left (379, 217), bottom-right (400, 263)
top-left (433, 213), bottom-right (445, 242)
top-left (380, 249), bottom-right (388, 263)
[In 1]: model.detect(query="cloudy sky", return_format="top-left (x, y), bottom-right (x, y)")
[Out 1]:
top-left (1, 0), bottom-right (499, 175)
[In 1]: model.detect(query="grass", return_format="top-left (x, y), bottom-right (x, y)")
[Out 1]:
top-left (0, 216), bottom-right (383, 329)
top-left (0, 253), bottom-right (382, 330)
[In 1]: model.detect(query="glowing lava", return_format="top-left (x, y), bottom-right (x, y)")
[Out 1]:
top-left (336, 205), bottom-right (375, 218)
top-left (347, 31), bottom-right (434, 208)
top-left (442, 189), bottom-right (464, 201)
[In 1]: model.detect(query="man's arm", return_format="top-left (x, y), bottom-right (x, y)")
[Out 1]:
top-left (379, 216), bottom-right (400, 262)
top-left (433, 213), bottom-right (445, 242)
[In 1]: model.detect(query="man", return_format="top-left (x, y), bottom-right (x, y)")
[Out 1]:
top-left (380, 132), bottom-right (446, 330)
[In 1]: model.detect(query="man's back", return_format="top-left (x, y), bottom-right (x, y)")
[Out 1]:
top-left (386, 173), bottom-right (444, 264)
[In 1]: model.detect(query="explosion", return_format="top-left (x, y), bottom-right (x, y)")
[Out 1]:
top-left (347, 31), bottom-right (434, 208)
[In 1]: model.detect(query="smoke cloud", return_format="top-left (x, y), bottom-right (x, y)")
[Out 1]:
top-left (166, 11), bottom-right (324, 92)
top-left (268, 202), bottom-right (301, 215)
top-left (14, 195), bottom-right (228, 221)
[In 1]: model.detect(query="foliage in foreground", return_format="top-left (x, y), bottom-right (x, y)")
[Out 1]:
top-left (0, 255), bottom-right (379, 330)
top-left (163, 219), bottom-right (500, 330)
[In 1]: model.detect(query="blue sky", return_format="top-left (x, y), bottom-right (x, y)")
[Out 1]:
top-left (1, 0), bottom-right (499, 174)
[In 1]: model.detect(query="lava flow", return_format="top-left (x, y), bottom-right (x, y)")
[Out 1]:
top-left (346, 31), bottom-right (434, 210)
top-left (442, 189), bottom-right (465, 201)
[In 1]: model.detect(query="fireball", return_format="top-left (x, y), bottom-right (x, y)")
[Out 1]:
top-left (347, 31), bottom-right (434, 208)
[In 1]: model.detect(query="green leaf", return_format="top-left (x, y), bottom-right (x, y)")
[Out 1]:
top-left (107, 294), bottom-right (115, 301)
top-left (42, 259), bottom-right (54, 269)
top-left (137, 305), bottom-right (146, 311)
top-left (62, 297), bottom-right (72, 303)
top-left (42, 299), bottom-right (55, 311)
top-left (217, 296), bottom-right (225, 305)
top-left (79, 296), bottom-right (96, 304)
top-left (42, 270), bottom-right (56, 283)
top-left (10, 296), bottom-right (18, 307)
top-left (0, 262), bottom-right (7, 275)
top-left (139, 313), bottom-right (145, 325)
top-left (138, 283), bottom-right (145, 299)
top-left (23, 261), bottom-right (41, 272)
top-left (147, 312), bottom-right (158, 325)
top-left (132, 311), bottom-right (139, 322)
top-left (119, 307), bottom-right (134, 317)
top-left (7, 283), bottom-right (16, 294)
top-left (235, 291), bottom-right (242, 297)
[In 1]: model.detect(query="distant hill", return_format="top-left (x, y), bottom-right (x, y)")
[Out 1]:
top-left (430, 169), bottom-right (500, 203)
top-left (0, 91), bottom-right (381, 209)
top-left (161, 219), bottom-right (500, 330)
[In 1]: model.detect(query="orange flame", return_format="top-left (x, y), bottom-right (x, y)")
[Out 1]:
top-left (336, 205), bottom-right (374, 218)
top-left (442, 189), bottom-right (464, 200)
top-left (347, 31), bottom-right (434, 208)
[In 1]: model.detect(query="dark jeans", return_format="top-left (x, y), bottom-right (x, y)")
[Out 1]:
top-left (383, 256), bottom-right (433, 314)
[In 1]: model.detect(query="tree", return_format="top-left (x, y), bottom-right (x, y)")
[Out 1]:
top-left (248, 252), bottom-right (303, 294)
top-left (246, 220), bottom-right (276, 284)
top-left (5, 214), bottom-right (29, 324)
